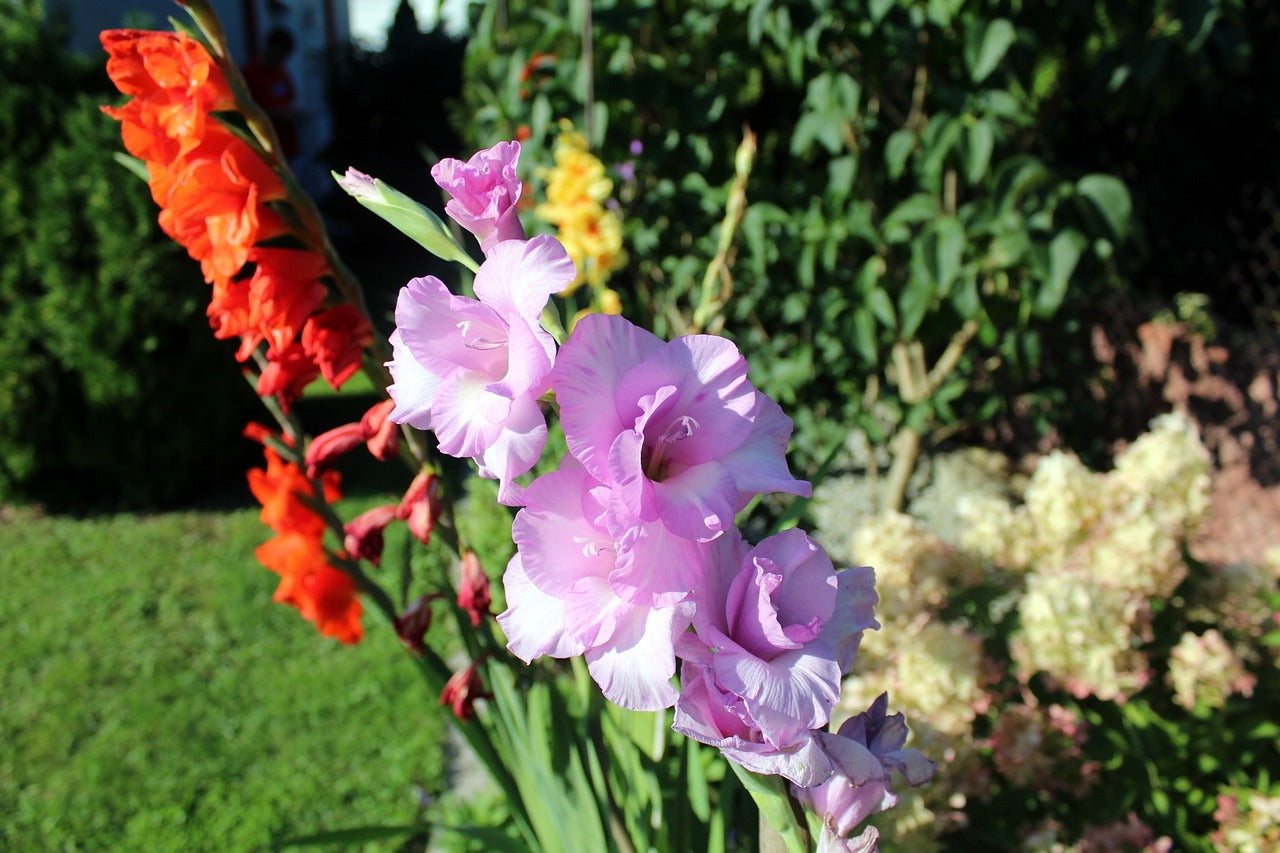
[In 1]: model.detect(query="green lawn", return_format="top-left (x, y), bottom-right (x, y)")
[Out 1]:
top-left (0, 505), bottom-right (450, 852)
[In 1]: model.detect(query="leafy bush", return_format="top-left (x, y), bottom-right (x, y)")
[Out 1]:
top-left (453, 0), bottom-right (1164, 482)
top-left (0, 2), bottom-right (256, 509)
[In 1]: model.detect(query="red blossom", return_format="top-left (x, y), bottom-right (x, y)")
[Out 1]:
top-left (301, 304), bottom-right (372, 390)
top-left (256, 342), bottom-right (320, 413)
top-left (247, 247), bottom-right (330, 356)
top-left (247, 446), bottom-right (338, 538)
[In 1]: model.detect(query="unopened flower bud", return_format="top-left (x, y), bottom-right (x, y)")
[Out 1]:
top-left (394, 594), bottom-right (438, 655)
top-left (305, 422), bottom-right (363, 478)
top-left (440, 661), bottom-right (488, 721)
top-left (343, 504), bottom-right (398, 565)
top-left (334, 168), bottom-right (477, 271)
top-left (457, 550), bottom-right (492, 627)
top-left (397, 470), bottom-right (441, 545)
top-left (360, 399), bottom-right (400, 461)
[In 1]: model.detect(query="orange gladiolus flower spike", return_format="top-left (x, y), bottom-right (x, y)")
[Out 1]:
top-left (100, 29), bottom-right (234, 163)
top-left (246, 446), bottom-right (339, 537)
top-left (257, 532), bottom-right (363, 644)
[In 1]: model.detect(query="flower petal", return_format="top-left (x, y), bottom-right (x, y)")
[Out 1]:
top-left (719, 394), bottom-right (812, 500)
top-left (498, 553), bottom-right (585, 661)
top-left (553, 313), bottom-right (664, 483)
top-left (585, 603), bottom-right (686, 711)
top-left (386, 329), bottom-right (441, 430)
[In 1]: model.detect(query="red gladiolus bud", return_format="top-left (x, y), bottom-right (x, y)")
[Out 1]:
top-left (242, 421), bottom-right (275, 445)
top-left (440, 662), bottom-right (488, 721)
top-left (343, 504), bottom-right (398, 565)
top-left (397, 470), bottom-right (440, 545)
top-left (457, 550), bottom-right (492, 627)
top-left (394, 594), bottom-right (438, 655)
top-left (305, 422), bottom-right (364, 479)
top-left (360, 399), bottom-right (400, 461)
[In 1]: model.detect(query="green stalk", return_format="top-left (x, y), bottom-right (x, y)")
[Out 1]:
top-left (728, 763), bottom-right (810, 853)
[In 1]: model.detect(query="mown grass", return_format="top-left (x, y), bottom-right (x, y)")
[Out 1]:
top-left (0, 504), bottom-right (451, 852)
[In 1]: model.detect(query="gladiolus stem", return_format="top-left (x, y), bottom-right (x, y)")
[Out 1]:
top-left (728, 763), bottom-right (809, 853)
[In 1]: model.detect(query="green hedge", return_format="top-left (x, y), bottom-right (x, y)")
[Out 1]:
top-left (0, 3), bottom-right (257, 510)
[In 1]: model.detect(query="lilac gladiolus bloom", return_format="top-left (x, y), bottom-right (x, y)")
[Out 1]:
top-left (431, 140), bottom-right (526, 255)
top-left (386, 235), bottom-right (575, 504)
top-left (496, 457), bottom-right (700, 710)
top-left (793, 693), bottom-right (935, 850)
top-left (673, 530), bottom-right (879, 786)
top-left (552, 313), bottom-right (811, 543)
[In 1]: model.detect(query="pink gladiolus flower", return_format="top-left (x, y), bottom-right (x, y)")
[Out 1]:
top-left (496, 456), bottom-right (702, 710)
top-left (793, 693), bottom-right (935, 849)
top-left (431, 140), bottom-right (526, 255)
top-left (553, 313), bottom-right (811, 542)
top-left (672, 530), bottom-right (878, 785)
top-left (386, 234), bottom-right (575, 504)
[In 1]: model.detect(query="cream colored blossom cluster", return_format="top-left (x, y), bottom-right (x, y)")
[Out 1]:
top-left (961, 413), bottom-right (1213, 699)
top-left (1167, 629), bottom-right (1256, 711)
top-left (1212, 788), bottom-right (1280, 852)
top-left (536, 122), bottom-right (627, 305)
top-left (810, 415), bottom-right (1227, 845)
top-left (848, 511), bottom-right (985, 622)
top-left (961, 414), bottom-right (1211, 593)
top-left (1011, 567), bottom-right (1153, 701)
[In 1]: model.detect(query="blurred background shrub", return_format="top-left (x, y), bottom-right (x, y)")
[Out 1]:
top-left (454, 0), bottom-right (1276, 487)
top-left (0, 1), bottom-right (257, 510)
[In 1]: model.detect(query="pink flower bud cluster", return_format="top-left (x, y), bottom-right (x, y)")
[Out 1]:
top-left (382, 141), bottom-right (934, 846)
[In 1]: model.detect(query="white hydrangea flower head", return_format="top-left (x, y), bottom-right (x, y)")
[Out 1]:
top-left (1012, 570), bottom-right (1151, 701)
top-left (843, 618), bottom-right (987, 737)
top-left (1111, 412), bottom-right (1212, 531)
top-left (1022, 451), bottom-right (1110, 562)
top-left (849, 512), bottom-right (983, 624)
top-left (1168, 629), bottom-right (1255, 711)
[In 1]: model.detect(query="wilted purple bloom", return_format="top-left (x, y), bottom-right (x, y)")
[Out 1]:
top-left (552, 313), bottom-right (810, 543)
top-left (386, 235), bottom-right (575, 504)
top-left (672, 530), bottom-right (878, 785)
top-left (793, 693), bottom-right (935, 847)
top-left (431, 140), bottom-right (526, 255)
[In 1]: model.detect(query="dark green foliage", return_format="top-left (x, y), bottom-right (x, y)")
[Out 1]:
top-left (454, 0), bottom-right (1161, 472)
top-left (0, 2), bottom-right (257, 510)
top-left (324, 3), bottom-right (470, 331)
